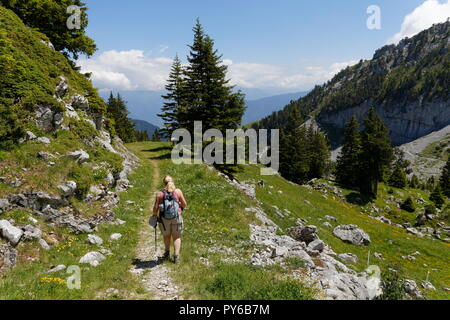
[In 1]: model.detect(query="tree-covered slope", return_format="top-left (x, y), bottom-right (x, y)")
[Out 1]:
top-left (254, 21), bottom-right (450, 147)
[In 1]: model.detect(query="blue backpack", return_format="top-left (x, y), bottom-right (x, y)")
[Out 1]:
top-left (159, 190), bottom-right (180, 220)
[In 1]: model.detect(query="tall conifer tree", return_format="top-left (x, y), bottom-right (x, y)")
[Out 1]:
top-left (336, 116), bottom-right (362, 187)
top-left (159, 55), bottom-right (185, 138)
top-left (359, 108), bottom-right (394, 198)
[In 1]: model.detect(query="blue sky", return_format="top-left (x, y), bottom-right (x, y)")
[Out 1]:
top-left (79, 0), bottom-right (450, 94)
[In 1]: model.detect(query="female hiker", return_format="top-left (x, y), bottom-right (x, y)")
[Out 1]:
top-left (152, 176), bottom-right (187, 264)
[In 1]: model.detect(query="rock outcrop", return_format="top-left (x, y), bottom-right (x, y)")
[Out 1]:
top-left (333, 225), bottom-right (371, 246)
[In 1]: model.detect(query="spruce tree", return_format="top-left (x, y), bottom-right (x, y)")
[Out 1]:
top-left (430, 185), bottom-right (446, 209)
top-left (359, 108), bottom-right (393, 198)
top-left (106, 93), bottom-right (136, 143)
top-left (336, 116), bottom-right (361, 187)
top-left (439, 157), bottom-right (450, 198)
top-left (182, 20), bottom-right (245, 134)
top-left (159, 55), bottom-right (185, 138)
top-left (409, 175), bottom-right (420, 189)
top-left (388, 166), bottom-right (408, 189)
top-left (308, 125), bottom-right (330, 180)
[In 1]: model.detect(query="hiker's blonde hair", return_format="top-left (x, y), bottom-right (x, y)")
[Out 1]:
top-left (163, 176), bottom-right (176, 192)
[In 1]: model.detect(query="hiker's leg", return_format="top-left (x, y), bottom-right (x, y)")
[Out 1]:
top-left (163, 234), bottom-right (171, 251)
top-left (172, 234), bottom-right (181, 256)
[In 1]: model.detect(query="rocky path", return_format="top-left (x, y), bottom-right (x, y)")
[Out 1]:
top-left (127, 152), bottom-right (182, 300)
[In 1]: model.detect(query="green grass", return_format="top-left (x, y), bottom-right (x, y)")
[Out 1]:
top-left (126, 142), bottom-right (318, 300)
top-left (235, 165), bottom-right (450, 300)
top-left (0, 156), bottom-right (154, 300)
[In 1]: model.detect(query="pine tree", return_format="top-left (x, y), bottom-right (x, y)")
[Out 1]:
top-left (336, 116), bottom-right (361, 187)
top-left (152, 129), bottom-right (162, 142)
top-left (308, 125), bottom-right (330, 180)
top-left (106, 93), bottom-right (136, 143)
top-left (159, 55), bottom-right (185, 138)
top-left (409, 175), bottom-right (420, 189)
top-left (359, 108), bottom-right (394, 198)
top-left (182, 20), bottom-right (245, 134)
top-left (439, 157), bottom-right (450, 198)
top-left (388, 166), bottom-right (408, 189)
top-left (430, 185), bottom-right (446, 209)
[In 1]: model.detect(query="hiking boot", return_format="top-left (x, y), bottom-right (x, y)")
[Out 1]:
top-left (173, 254), bottom-right (180, 264)
top-left (162, 250), bottom-right (170, 261)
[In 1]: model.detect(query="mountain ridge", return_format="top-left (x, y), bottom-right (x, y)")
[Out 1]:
top-left (254, 21), bottom-right (450, 148)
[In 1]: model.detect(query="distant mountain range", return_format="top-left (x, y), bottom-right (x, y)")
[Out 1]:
top-left (131, 119), bottom-right (159, 138)
top-left (101, 90), bottom-right (308, 127)
top-left (243, 91), bottom-right (308, 125)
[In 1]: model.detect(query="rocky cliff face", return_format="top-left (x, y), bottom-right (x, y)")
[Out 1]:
top-left (256, 21), bottom-right (450, 149)
top-left (316, 21), bottom-right (450, 146)
top-left (318, 99), bottom-right (450, 145)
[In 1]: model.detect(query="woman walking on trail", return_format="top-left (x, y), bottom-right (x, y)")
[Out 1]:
top-left (152, 176), bottom-right (187, 264)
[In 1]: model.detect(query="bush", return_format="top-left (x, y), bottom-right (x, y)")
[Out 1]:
top-left (377, 268), bottom-right (406, 300)
top-left (400, 197), bottom-right (416, 213)
top-left (424, 204), bottom-right (437, 216)
top-left (0, 104), bottom-right (24, 150)
top-left (68, 165), bottom-right (94, 200)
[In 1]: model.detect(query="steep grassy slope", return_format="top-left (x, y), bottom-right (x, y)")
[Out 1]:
top-left (0, 161), bottom-right (153, 299)
top-left (235, 166), bottom-right (450, 300)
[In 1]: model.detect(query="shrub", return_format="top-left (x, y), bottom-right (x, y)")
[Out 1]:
top-left (68, 165), bottom-right (94, 200)
top-left (400, 197), bottom-right (416, 213)
top-left (377, 268), bottom-right (406, 300)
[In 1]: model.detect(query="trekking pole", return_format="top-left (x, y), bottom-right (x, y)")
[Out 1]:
top-left (155, 222), bottom-right (157, 255)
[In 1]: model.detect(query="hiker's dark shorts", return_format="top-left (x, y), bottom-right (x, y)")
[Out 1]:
top-left (159, 215), bottom-right (184, 236)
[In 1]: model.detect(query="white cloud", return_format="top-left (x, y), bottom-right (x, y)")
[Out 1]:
top-left (78, 49), bottom-right (358, 92)
top-left (226, 60), bottom-right (358, 89)
top-left (78, 50), bottom-right (173, 91)
top-left (388, 0), bottom-right (450, 44)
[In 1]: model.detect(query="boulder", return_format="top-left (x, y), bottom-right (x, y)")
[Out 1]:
top-left (406, 228), bottom-right (425, 238)
top-left (67, 150), bottom-right (89, 164)
top-left (71, 94), bottom-right (89, 110)
top-left (79, 251), bottom-right (106, 266)
top-left (39, 239), bottom-right (51, 251)
top-left (325, 215), bottom-right (338, 222)
top-left (110, 233), bottom-right (122, 241)
top-left (47, 265), bottom-right (67, 273)
top-left (271, 246), bottom-right (289, 258)
top-left (0, 244), bottom-right (17, 273)
top-left (308, 239), bottom-right (325, 253)
top-left (58, 181), bottom-right (77, 198)
top-left (403, 280), bottom-right (424, 299)
top-left (106, 173), bottom-right (115, 187)
top-left (322, 222), bottom-right (333, 228)
top-left (333, 225), bottom-right (371, 246)
top-left (0, 220), bottom-right (23, 246)
top-left (35, 106), bottom-right (55, 132)
top-left (37, 137), bottom-right (51, 144)
top-left (21, 225), bottom-right (42, 241)
top-left (338, 253), bottom-right (359, 263)
top-left (288, 225), bottom-right (318, 244)
top-left (422, 281), bottom-right (436, 291)
top-left (37, 152), bottom-right (55, 161)
top-left (55, 76), bottom-right (69, 98)
top-left (87, 234), bottom-right (103, 246)
top-left (0, 199), bottom-right (10, 213)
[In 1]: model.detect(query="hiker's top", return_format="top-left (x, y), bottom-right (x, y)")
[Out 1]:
top-left (155, 189), bottom-right (187, 214)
